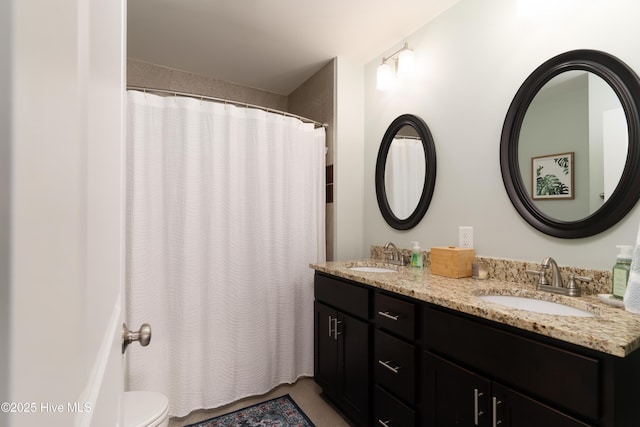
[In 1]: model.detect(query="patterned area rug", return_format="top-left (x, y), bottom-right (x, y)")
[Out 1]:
top-left (185, 394), bottom-right (316, 427)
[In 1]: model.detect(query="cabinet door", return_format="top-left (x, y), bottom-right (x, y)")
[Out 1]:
top-left (424, 306), bottom-right (600, 420)
top-left (340, 311), bottom-right (370, 426)
top-left (315, 302), bottom-right (339, 396)
top-left (424, 352), bottom-right (491, 426)
top-left (492, 383), bottom-right (592, 427)
top-left (315, 301), bottom-right (370, 426)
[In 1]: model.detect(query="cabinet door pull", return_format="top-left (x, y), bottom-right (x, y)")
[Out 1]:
top-left (492, 397), bottom-right (502, 427)
top-left (378, 419), bottom-right (391, 427)
top-left (378, 359), bottom-right (400, 373)
top-left (377, 311), bottom-right (400, 321)
top-left (333, 319), bottom-right (342, 340)
top-left (474, 389), bottom-right (484, 425)
top-left (328, 316), bottom-right (334, 338)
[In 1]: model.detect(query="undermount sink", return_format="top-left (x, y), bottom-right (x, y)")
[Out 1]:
top-left (347, 266), bottom-right (397, 273)
top-left (479, 295), bottom-right (595, 317)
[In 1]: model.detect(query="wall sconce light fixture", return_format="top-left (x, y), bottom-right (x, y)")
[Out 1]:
top-left (376, 42), bottom-right (415, 91)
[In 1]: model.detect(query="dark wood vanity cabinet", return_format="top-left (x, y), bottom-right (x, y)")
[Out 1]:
top-left (314, 271), bottom-right (640, 427)
top-left (314, 273), bottom-right (371, 426)
top-left (313, 273), bottom-right (420, 427)
top-left (423, 305), bottom-right (640, 427)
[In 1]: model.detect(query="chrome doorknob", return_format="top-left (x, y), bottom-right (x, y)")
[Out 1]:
top-left (122, 323), bottom-right (152, 354)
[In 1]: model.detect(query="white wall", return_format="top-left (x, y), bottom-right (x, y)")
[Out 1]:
top-left (7, 0), bottom-right (125, 425)
top-left (11, 0), bottom-right (86, 416)
top-left (363, 0), bottom-right (640, 269)
top-left (0, 0), bottom-right (11, 409)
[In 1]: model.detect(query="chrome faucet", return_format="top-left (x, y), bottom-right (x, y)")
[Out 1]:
top-left (383, 242), bottom-right (404, 266)
top-left (542, 257), bottom-right (563, 288)
top-left (526, 257), bottom-right (592, 297)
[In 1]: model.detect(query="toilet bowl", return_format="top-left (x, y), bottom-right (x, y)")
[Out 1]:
top-left (122, 391), bottom-right (169, 427)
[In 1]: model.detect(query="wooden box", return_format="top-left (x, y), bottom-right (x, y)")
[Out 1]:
top-left (430, 247), bottom-right (476, 278)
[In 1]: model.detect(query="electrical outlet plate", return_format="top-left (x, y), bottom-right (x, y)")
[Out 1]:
top-left (459, 226), bottom-right (473, 248)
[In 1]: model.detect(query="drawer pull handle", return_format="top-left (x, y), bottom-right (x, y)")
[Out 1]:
top-left (334, 319), bottom-right (342, 340)
top-left (474, 388), bottom-right (484, 425)
top-left (328, 316), bottom-right (341, 340)
top-left (378, 311), bottom-right (399, 321)
top-left (492, 397), bottom-right (502, 427)
top-left (378, 419), bottom-right (391, 427)
top-left (378, 360), bottom-right (400, 373)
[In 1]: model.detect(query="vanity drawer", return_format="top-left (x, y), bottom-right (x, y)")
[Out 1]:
top-left (375, 329), bottom-right (416, 405)
top-left (374, 386), bottom-right (415, 427)
top-left (424, 306), bottom-right (600, 420)
top-left (315, 273), bottom-right (369, 319)
top-left (375, 292), bottom-right (416, 340)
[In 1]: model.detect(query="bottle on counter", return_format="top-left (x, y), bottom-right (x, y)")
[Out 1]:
top-left (411, 241), bottom-right (423, 268)
top-left (613, 245), bottom-right (633, 299)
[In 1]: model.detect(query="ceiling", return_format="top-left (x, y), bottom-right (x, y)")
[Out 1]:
top-left (127, 0), bottom-right (461, 95)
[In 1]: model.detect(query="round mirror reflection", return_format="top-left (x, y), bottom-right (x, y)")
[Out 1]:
top-left (500, 49), bottom-right (640, 238)
top-left (384, 125), bottom-right (427, 220)
top-left (375, 114), bottom-right (437, 230)
top-left (518, 70), bottom-right (627, 221)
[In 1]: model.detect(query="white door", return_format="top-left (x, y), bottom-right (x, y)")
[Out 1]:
top-left (7, 0), bottom-right (126, 426)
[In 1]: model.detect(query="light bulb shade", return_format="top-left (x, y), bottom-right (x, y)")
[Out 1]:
top-left (376, 62), bottom-right (394, 91)
top-left (397, 48), bottom-right (415, 78)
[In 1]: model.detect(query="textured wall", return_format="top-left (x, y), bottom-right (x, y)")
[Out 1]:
top-left (128, 59), bottom-right (288, 111)
top-left (289, 59), bottom-right (336, 260)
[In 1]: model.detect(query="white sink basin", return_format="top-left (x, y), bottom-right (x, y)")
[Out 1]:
top-left (479, 295), bottom-right (595, 317)
top-left (348, 266), bottom-right (397, 273)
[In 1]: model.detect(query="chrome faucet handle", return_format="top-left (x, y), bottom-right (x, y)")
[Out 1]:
top-left (573, 274), bottom-right (593, 283)
top-left (526, 268), bottom-right (549, 286)
top-left (566, 274), bottom-right (592, 297)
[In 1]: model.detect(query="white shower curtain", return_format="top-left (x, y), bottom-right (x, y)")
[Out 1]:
top-left (385, 137), bottom-right (425, 219)
top-left (125, 90), bottom-right (326, 417)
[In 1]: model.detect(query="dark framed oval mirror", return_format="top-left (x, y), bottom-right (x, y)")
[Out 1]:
top-left (500, 50), bottom-right (640, 238)
top-left (376, 114), bottom-right (437, 230)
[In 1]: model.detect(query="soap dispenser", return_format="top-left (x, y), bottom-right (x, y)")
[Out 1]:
top-left (411, 241), bottom-right (423, 268)
top-left (613, 245), bottom-right (633, 299)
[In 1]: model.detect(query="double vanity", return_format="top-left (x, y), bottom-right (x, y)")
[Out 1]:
top-left (311, 258), bottom-right (640, 427)
top-left (345, 47), bottom-right (640, 426)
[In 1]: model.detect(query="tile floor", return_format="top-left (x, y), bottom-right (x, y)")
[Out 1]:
top-left (169, 377), bottom-right (351, 427)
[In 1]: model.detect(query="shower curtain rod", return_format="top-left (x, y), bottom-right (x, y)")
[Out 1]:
top-left (394, 135), bottom-right (422, 140)
top-left (127, 86), bottom-right (328, 128)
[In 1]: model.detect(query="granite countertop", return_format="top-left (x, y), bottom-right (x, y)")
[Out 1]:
top-left (310, 260), bottom-right (640, 358)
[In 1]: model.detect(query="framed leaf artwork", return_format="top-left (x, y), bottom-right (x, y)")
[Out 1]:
top-left (532, 152), bottom-right (574, 200)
